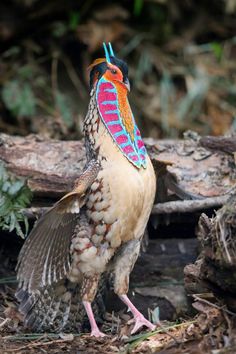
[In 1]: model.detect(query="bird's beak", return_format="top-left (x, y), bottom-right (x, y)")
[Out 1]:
top-left (124, 78), bottom-right (130, 92)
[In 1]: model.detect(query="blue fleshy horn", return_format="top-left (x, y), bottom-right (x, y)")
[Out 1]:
top-left (108, 42), bottom-right (115, 57)
top-left (103, 42), bottom-right (111, 63)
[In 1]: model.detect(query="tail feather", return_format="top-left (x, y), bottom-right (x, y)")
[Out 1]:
top-left (16, 277), bottom-right (107, 332)
top-left (16, 280), bottom-right (78, 332)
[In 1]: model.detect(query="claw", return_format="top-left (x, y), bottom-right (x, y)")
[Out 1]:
top-left (119, 294), bottom-right (156, 334)
top-left (83, 300), bottom-right (106, 338)
top-left (90, 329), bottom-right (106, 338)
top-left (131, 315), bottom-right (156, 334)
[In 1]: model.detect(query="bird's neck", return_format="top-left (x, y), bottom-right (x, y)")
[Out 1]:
top-left (84, 80), bottom-right (147, 169)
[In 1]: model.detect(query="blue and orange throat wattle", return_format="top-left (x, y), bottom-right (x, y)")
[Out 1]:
top-left (96, 77), bottom-right (147, 169)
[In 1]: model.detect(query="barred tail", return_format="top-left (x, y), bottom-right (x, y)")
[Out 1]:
top-left (16, 279), bottom-right (79, 332)
top-left (16, 278), bottom-right (106, 332)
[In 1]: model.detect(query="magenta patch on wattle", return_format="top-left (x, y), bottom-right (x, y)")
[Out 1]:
top-left (102, 104), bottom-right (117, 111)
top-left (140, 154), bottom-right (145, 160)
top-left (109, 124), bottom-right (123, 134)
top-left (103, 114), bottom-right (119, 123)
top-left (123, 145), bottom-right (134, 154)
top-left (116, 135), bottom-right (128, 145)
top-left (137, 140), bottom-right (144, 149)
top-left (131, 155), bottom-right (138, 161)
top-left (100, 81), bottom-right (114, 91)
top-left (99, 92), bottom-right (116, 102)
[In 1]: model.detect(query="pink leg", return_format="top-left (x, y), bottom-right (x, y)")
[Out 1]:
top-left (119, 294), bottom-right (156, 334)
top-left (83, 301), bottom-right (106, 337)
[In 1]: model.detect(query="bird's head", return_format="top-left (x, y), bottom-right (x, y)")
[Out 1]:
top-left (88, 43), bottom-right (130, 92)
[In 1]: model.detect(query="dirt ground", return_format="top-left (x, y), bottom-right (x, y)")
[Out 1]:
top-left (1, 224), bottom-right (236, 353)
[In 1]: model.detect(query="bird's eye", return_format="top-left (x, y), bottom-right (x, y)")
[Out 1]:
top-left (111, 69), bottom-right (117, 74)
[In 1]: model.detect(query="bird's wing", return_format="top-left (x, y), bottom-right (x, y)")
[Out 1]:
top-left (16, 159), bottom-right (100, 293)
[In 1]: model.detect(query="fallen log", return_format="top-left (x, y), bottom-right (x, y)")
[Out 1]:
top-left (199, 135), bottom-right (236, 154)
top-left (0, 133), bottom-right (235, 213)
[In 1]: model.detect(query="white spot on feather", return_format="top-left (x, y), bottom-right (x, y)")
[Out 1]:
top-left (79, 246), bottom-right (97, 261)
top-left (95, 224), bottom-right (106, 235)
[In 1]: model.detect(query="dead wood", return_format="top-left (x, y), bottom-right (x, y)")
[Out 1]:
top-left (152, 196), bottom-right (229, 214)
top-left (199, 136), bottom-right (236, 154)
top-left (0, 133), bottom-right (85, 197)
top-left (0, 133), bottom-right (235, 214)
top-left (184, 194), bottom-right (236, 312)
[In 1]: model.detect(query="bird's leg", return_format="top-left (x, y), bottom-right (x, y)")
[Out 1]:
top-left (119, 294), bottom-right (155, 334)
top-left (112, 239), bottom-right (156, 334)
top-left (81, 275), bottom-right (105, 337)
top-left (82, 301), bottom-right (105, 337)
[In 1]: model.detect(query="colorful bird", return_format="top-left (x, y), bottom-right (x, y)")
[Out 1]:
top-left (16, 43), bottom-right (156, 337)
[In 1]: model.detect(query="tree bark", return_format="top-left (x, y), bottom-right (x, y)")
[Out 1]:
top-left (0, 134), bottom-right (235, 216)
top-left (0, 133), bottom-right (235, 213)
top-left (199, 135), bottom-right (236, 154)
top-left (184, 194), bottom-right (236, 312)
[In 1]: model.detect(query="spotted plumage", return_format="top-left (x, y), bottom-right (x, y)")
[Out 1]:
top-left (16, 43), bottom-right (156, 336)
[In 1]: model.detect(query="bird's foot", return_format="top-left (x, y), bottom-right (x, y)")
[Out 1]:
top-left (90, 329), bottom-right (106, 338)
top-left (131, 315), bottom-right (156, 334)
top-left (119, 294), bottom-right (156, 334)
top-left (83, 300), bottom-right (106, 338)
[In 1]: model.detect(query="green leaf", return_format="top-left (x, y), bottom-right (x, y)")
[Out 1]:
top-left (52, 21), bottom-right (68, 38)
top-left (2, 46), bottom-right (21, 58)
top-left (69, 11), bottom-right (80, 31)
top-left (151, 306), bottom-right (160, 324)
top-left (0, 197), bottom-right (11, 216)
top-left (8, 180), bottom-right (25, 196)
top-left (2, 180), bottom-right (11, 193)
top-left (55, 91), bottom-right (74, 127)
top-left (211, 42), bottom-right (223, 61)
top-left (2, 80), bottom-right (36, 117)
top-left (134, 0), bottom-right (144, 16)
top-left (9, 212), bottom-right (17, 232)
top-left (0, 163), bottom-right (32, 238)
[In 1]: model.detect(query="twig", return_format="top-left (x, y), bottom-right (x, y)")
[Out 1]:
top-left (192, 294), bottom-right (236, 316)
top-left (3, 333), bottom-right (80, 341)
top-left (152, 195), bottom-right (229, 214)
top-left (51, 51), bottom-right (59, 101)
top-left (199, 136), bottom-right (236, 154)
top-left (126, 320), bottom-right (196, 350)
top-left (155, 321), bottom-right (180, 345)
top-left (6, 337), bottom-right (74, 352)
top-left (61, 55), bottom-right (86, 99)
top-left (0, 318), bottom-right (10, 328)
top-left (22, 195), bottom-right (229, 219)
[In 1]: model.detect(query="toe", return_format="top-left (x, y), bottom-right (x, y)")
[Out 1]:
top-left (131, 316), bottom-right (156, 334)
top-left (90, 329), bottom-right (106, 337)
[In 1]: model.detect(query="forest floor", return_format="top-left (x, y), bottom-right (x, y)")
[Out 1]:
top-left (2, 223), bottom-right (236, 354)
top-left (0, 224), bottom-right (209, 354)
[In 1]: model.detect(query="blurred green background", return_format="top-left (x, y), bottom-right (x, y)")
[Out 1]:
top-left (0, 0), bottom-right (236, 140)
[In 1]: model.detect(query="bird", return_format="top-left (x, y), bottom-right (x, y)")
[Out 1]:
top-left (16, 43), bottom-right (156, 337)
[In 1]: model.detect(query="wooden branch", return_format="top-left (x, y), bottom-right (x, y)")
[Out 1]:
top-left (152, 195), bottom-right (229, 214)
top-left (199, 136), bottom-right (236, 154)
top-left (22, 194), bottom-right (229, 219)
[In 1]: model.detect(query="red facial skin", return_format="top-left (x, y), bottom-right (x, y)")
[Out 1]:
top-left (91, 62), bottom-right (128, 91)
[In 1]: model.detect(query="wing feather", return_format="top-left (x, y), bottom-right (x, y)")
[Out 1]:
top-left (16, 159), bottom-right (100, 293)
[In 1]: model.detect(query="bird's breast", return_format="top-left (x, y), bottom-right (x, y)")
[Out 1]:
top-left (72, 117), bottom-right (156, 277)
top-left (86, 150), bottom-right (156, 249)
